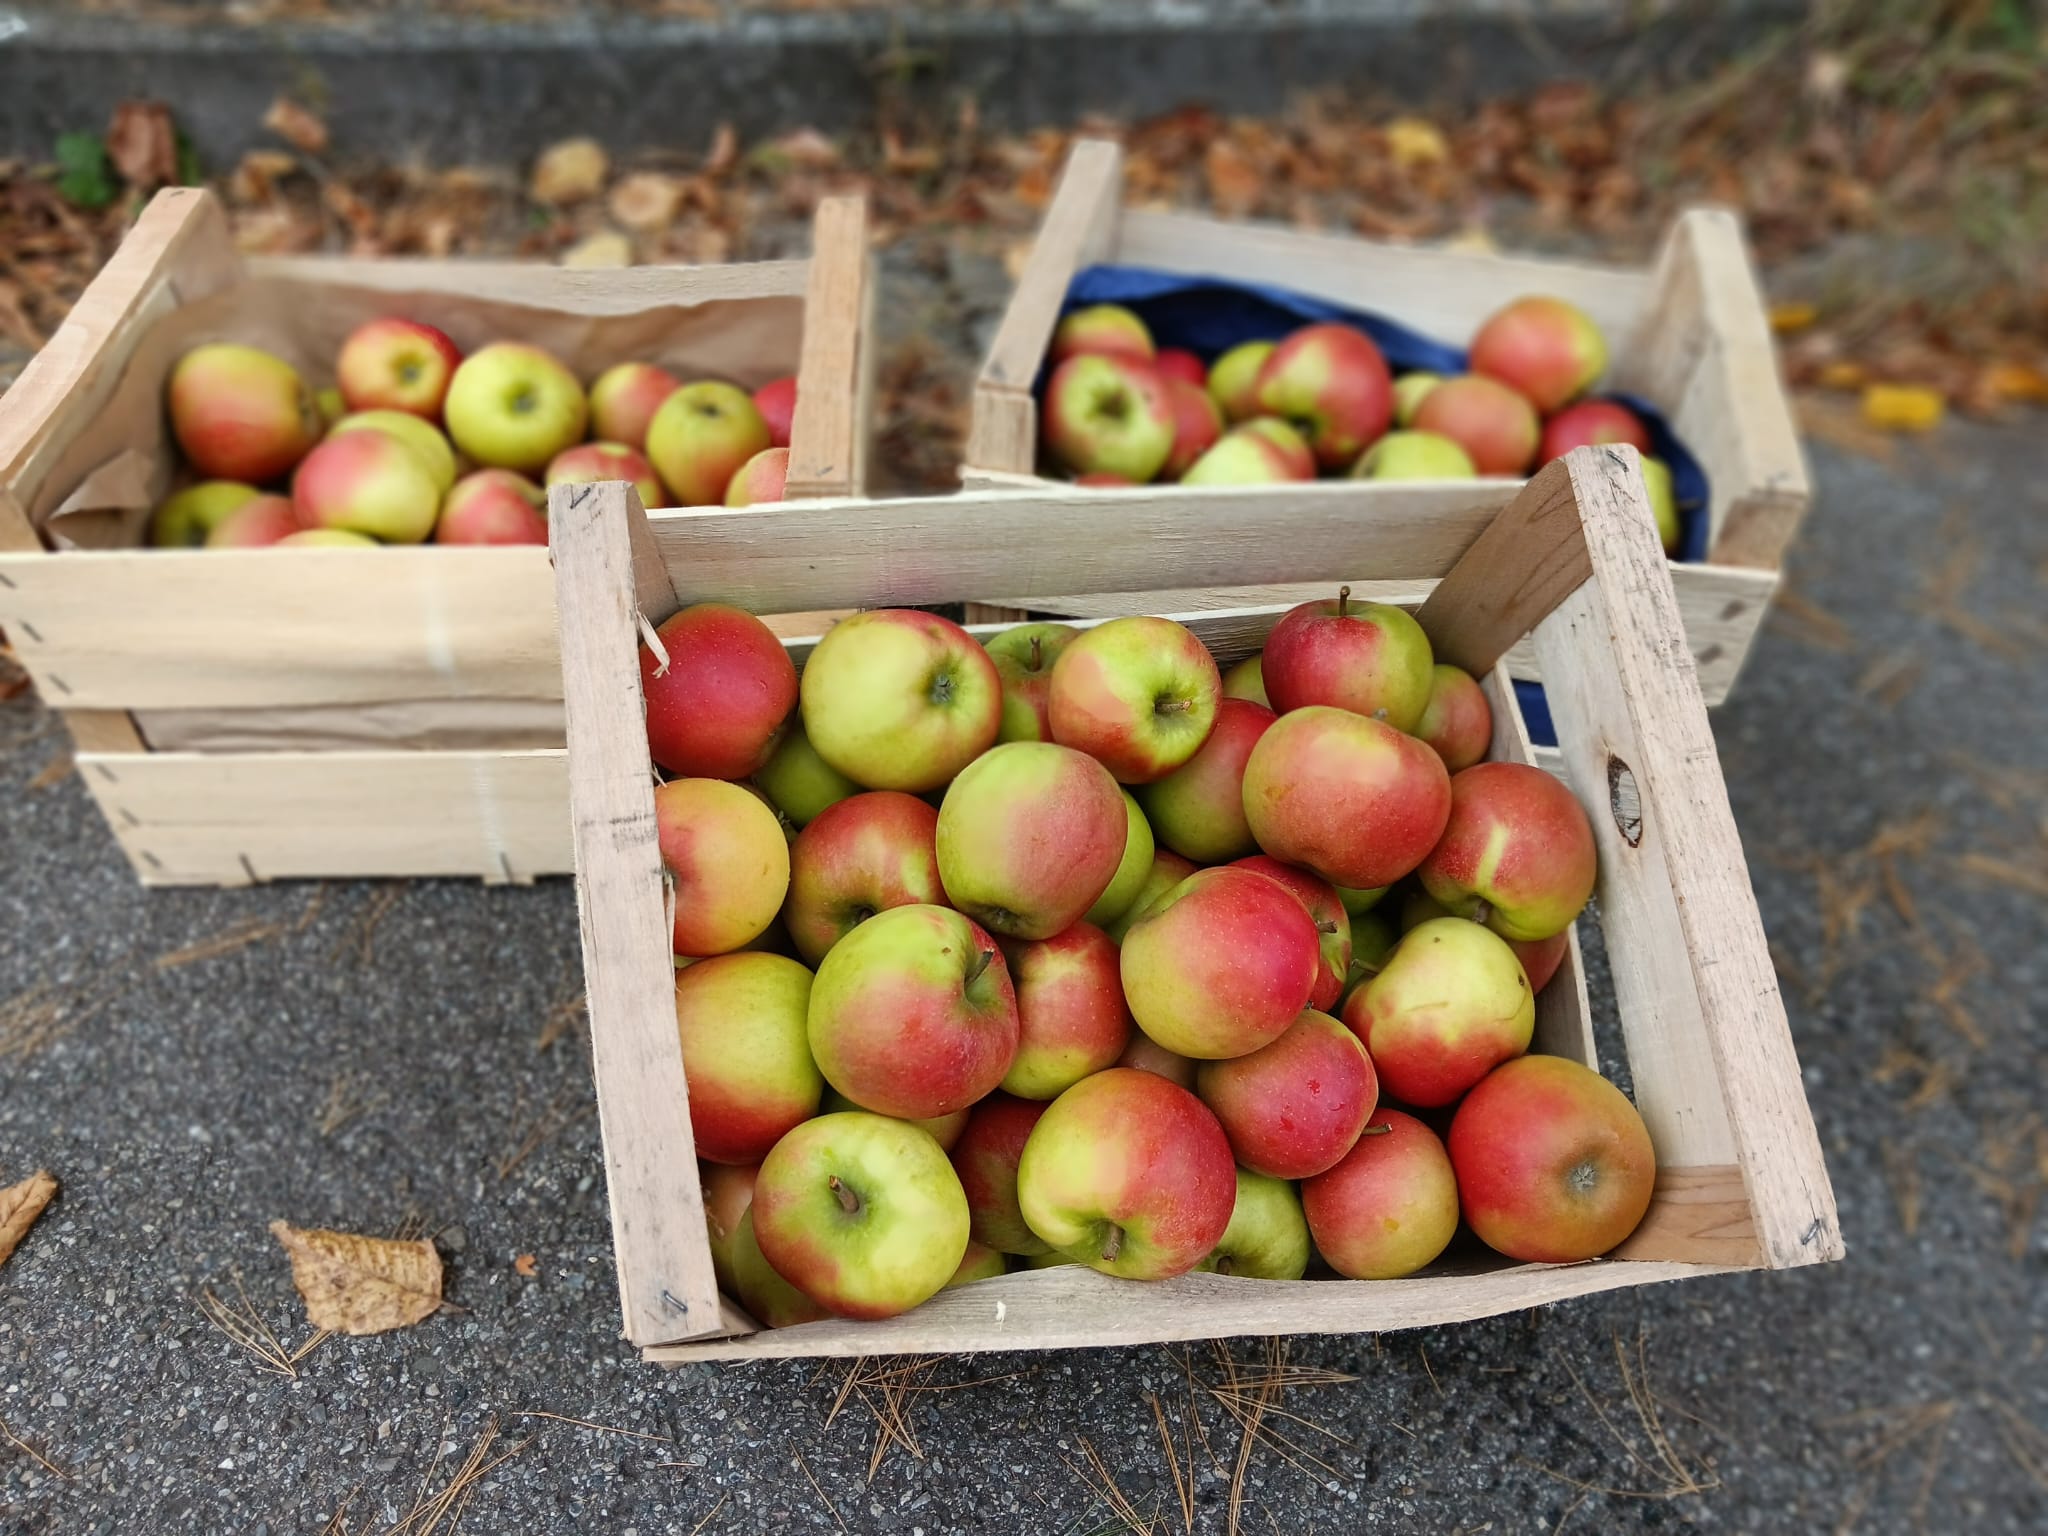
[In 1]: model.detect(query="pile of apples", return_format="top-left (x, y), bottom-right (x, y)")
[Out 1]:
top-left (647, 587), bottom-right (1659, 1327)
top-left (1040, 295), bottom-right (1682, 554)
top-left (148, 319), bottom-right (798, 549)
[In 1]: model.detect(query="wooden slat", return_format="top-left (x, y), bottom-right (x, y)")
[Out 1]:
top-left (549, 481), bottom-right (726, 1347)
top-left (1612, 1165), bottom-right (1762, 1267)
top-left (245, 254), bottom-right (810, 308)
top-left (61, 708), bottom-right (148, 755)
top-left (785, 196), bottom-right (871, 500)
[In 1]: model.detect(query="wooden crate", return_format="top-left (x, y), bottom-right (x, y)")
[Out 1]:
top-left (549, 448), bottom-right (1841, 1363)
top-left (964, 139), bottom-right (1809, 709)
top-left (0, 186), bottom-right (874, 886)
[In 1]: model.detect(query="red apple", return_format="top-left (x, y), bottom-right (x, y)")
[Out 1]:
top-left (1085, 791), bottom-right (1156, 929)
top-left (291, 430), bottom-right (440, 543)
top-left (204, 494), bottom-right (305, 548)
top-left (1207, 340), bottom-right (1275, 422)
top-left (1414, 663), bottom-right (1493, 774)
top-left (1042, 354), bottom-right (1176, 483)
top-left (1153, 348), bottom-right (1207, 387)
top-left (1343, 916), bottom-right (1533, 1107)
top-left (936, 741), bottom-right (1127, 939)
top-left (1513, 929), bottom-right (1570, 994)
top-left (168, 343), bottom-right (320, 483)
top-left (1179, 417), bottom-right (1316, 484)
top-left (1412, 374), bottom-right (1541, 475)
top-left (641, 601), bottom-right (799, 780)
top-left (588, 361), bottom-right (681, 452)
top-left (1232, 854), bottom-right (1351, 1012)
top-left (655, 778), bottom-right (791, 957)
top-left (1049, 303), bottom-right (1154, 365)
top-left (1418, 761), bottom-right (1597, 941)
top-left (1196, 1009), bottom-right (1376, 1179)
top-left (724, 446), bottom-right (789, 507)
top-left (1116, 1030), bottom-right (1197, 1089)
top-left (1260, 586), bottom-right (1437, 731)
top-left (546, 440), bottom-right (665, 509)
top-left (1301, 1108), bottom-right (1460, 1279)
top-left (1239, 417), bottom-right (1318, 478)
top-left (701, 1161), bottom-right (758, 1295)
top-left (752, 374), bottom-right (799, 448)
top-left (1242, 706), bottom-right (1452, 889)
top-left (646, 380), bottom-right (772, 505)
top-left (783, 790), bottom-right (943, 967)
top-left (950, 1092), bottom-right (1052, 1256)
top-left (1102, 848), bottom-right (1198, 947)
top-left (730, 1207), bottom-right (829, 1328)
top-left (1539, 398), bottom-right (1650, 463)
top-left (985, 622), bottom-right (1081, 744)
top-left (674, 953), bottom-right (821, 1164)
top-left (1134, 696), bottom-right (1274, 863)
top-left (801, 609), bottom-right (1003, 793)
top-left (1120, 867), bottom-right (1321, 1059)
top-left (999, 922), bottom-right (1132, 1099)
top-left (1073, 471), bottom-right (1134, 486)
top-left (1161, 378), bottom-right (1225, 480)
top-left (436, 468), bottom-right (548, 545)
top-left (1469, 295), bottom-right (1608, 414)
top-left (1048, 615), bottom-right (1221, 784)
top-left (336, 317), bottom-right (462, 419)
top-left (1252, 324), bottom-right (1394, 470)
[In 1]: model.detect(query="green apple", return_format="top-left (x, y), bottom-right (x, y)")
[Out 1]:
top-left (1196, 1169), bottom-right (1311, 1280)
top-left (1391, 371), bottom-right (1442, 427)
top-left (1220, 653), bottom-right (1268, 706)
top-left (150, 481), bottom-right (261, 547)
top-left (1349, 429), bottom-right (1475, 480)
top-left (755, 718), bottom-right (860, 827)
top-left (1082, 792), bottom-right (1155, 928)
top-left (800, 609), bottom-right (1003, 794)
top-left (983, 622), bottom-right (1081, 743)
top-left (1207, 340), bottom-right (1276, 422)
top-left (1642, 454), bottom-right (1680, 554)
top-left (329, 408), bottom-right (459, 493)
top-left (730, 1207), bottom-right (828, 1328)
top-left (443, 341), bottom-right (588, 474)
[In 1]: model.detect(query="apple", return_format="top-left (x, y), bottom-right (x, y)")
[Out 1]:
top-left (1116, 1031), bottom-right (1197, 1089)
top-left (275, 529), bottom-right (377, 547)
top-left (701, 1161), bottom-right (758, 1295)
top-left (1260, 587), bottom-right (1436, 731)
top-left (1300, 1108), bottom-right (1460, 1279)
top-left (1102, 848), bottom-right (1197, 946)
top-left (588, 360), bottom-right (681, 451)
top-left (1207, 339), bottom-right (1275, 422)
top-left (335, 317), bottom-right (461, 419)
top-left (315, 386), bottom-right (346, 430)
top-left (1120, 867), bottom-right (1322, 1059)
top-left (1073, 471), bottom-right (1134, 486)
top-left (1350, 429), bottom-right (1476, 480)
top-left (151, 481), bottom-right (260, 547)
top-left (999, 922), bottom-right (1132, 1099)
top-left (203, 494), bottom-right (303, 548)
top-left (547, 440), bottom-right (665, 509)
top-left (1411, 374), bottom-right (1541, 475)
top-left (1338, 884), bottom-right (1389, 916)
top-left (1047, 615), bottom-right (1220, 784)
top-left (1196, 1008), bottom-right (1375, 1179)
top-left (443, 341), bottom-right (588, 473)
top-left (783, 791), bottom-right (943, 967)
top-left (948, 1241), bottom-right (1008, 1288)
top-left (1392, 371), bottom-right (1442, 426)
top-left (1339, 910), bottom-right (1399, 1006)
top-left (1161, 378), bottom-right (1225, 479)
top-left (807, 904), bottom-right (1019, 1118)
top-left (801, 609), bottom-right (1002, 793)
top-left (1049, 303), bottom-right (1154, 365)
top-left (724, 446), bottom-right (789, 507)
top-left (1539, 398), bottom-right (1650, 462)
top-left (645, 380), bottom-right (771, 505)
top-left (730, 1207), bottom-right (829, 1327)
top-left (291, 431), bottom-right (440, 543)
top-left (1180, 418), bottom-right (1315, 484)
top-left (756, 718), bottom-right (860, 828)
top-left (937, 741), bottom-right (1127, 939)
top-left (1232, 854), bottom-right (1351, 1011)
top-left (1448, 1055), bottom-right (1656, 1262)
top-left (1511, 929), bottom-right (1570, 994)
top-left (950, 1092), bottom-right (1051, 1255)
top-left (1252, 323), bottom-right (1394, 470)
top-left (1468, 295), bottom-right (1608, 414)
top-left (1015, 1067), bottom-right (1235, 1279)
top-left (1220, 654), bottom-right (1268, 706)
top-left (1238, 417), bottom-right (1318, 477)
top-left (984, 622), bottom-right (1081, 744)
top-left (1196, 1170), bottom-right (1311, 1280)
top-left (1642, 454), bottom-right (1681, 554)
top-left (1084, 792), bottom-right (1156, 928)
top-left (168, 343), bottom-right (320, 484)
top-left (654, 777), bottom-right (791, 957)
top-left (1041, 354), bottom-right (1176, 483)
top-left (1343, 917), bottom-right (1533, 1107)
top-left (436, 468), bottom-right (548, 545)
top-left (674, 952), bottom-right (821, 1164)
top-left (329, 409), bottom-right (458, 494)
top-left (1242, 706), bottom-right (1452, 889)
top-left (819, 1085), bottom-right (969, 1152)
top-left (1134, 696), bottom-right (1274, 864)
top-left (1414, 664), bottom-right (1493, 774)
top-left (1418, 761), bottom-right (1598, 941)
top-left (752, 374), bottom-right (799, 448)
top-left (1153, 348), bottom-right (1207, 387)
top-left (641, 601), bottom-right (798, 780)
top-left (752, 1111), bottom-right (970, 1320)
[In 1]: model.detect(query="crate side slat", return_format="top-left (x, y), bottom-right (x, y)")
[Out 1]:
top-left (785, 197), bottom-right (872, 500)
top-left (244, 256), bottom-right (811, 310)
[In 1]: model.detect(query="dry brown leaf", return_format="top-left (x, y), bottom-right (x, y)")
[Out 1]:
top-left (264, 97), bottom-right (329, 157)
top-left (1862, 383), bottom-right (1945, 433)
top-left (270, 1219), bottom-right (443, 1336)
top-left (530, 137), bottom-right (608, 205)
top-left (1203, 139), bottom-right (1262, 215)
top-left (0, 1170), bottom-right (58, 1269)
top-left (1385, 117), bottom-right (1450, 171)
top-left (513, 1252), bottom-right (539, 1278)
top-left (703, 121), bottom-right (738, 177)
top-left (1770, 301), bottom-right (1819, 334)
top-left (774, 128), bottom-right (841, 169)
top-left (105, 101), bottom-right (180, 191)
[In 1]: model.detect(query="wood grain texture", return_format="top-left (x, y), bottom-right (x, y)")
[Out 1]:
top-left (246, 254), bottom-right (809, 308)
top-left (785, 196), bottom-right (871, 499)
top-left (977, 139), bottom-right (1124, 395)
top-left (1612, 1165), bottom-right (1762, 1266)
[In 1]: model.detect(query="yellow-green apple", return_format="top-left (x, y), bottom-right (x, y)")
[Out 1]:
top-left (1083, 792), bottom-right (1156, 928)
top-left (654, 777), bottom-right (791, 957)
top-left (276, 529), bottom-right (377, 547)
top-left (1207, 339), bottom-right (1275, 421)
top-left (1049, 303), bottom-right (1154, 365)
top-left (1539, 398), bottom-right (1649, 461)
top-left (1468, 295), bottom-right (1607, 413)
top-left (1180, 418), bottom-right (1313, 484)
top-left (724, 446), bottom-right (789, 507)
top-left (1116, 1031), bottom-right (1197, 1088)
top-left (291, 431), bottom-right (440, 543)
top-left (1338, 910), bottom-right (1399, 1006)
top-left (546, 440), bottom-right (665, 509)
top-left (730, 1207), bottom-right (828, 1327)
top-left (675, 953), bottom-right (821, 1163)
top-left (646, 380), bottom-right (772, 504)
top-left (641, 602), bottom-right (798, 779)
top-left (588, 360), bottom-right (680, 451)
top-left (807, 904), bottom-right (1018, 1118)
top-left (752, 1111), bottom-right (970, 1319)
top-left (315, 386), bottom-right (346, 430)
top-left (1102, 848), bottom-right (1197, 946)
top-left (937, 741), bottom-right (1126, 939)
top-left (984, 622), bottom-right (1080, 744)
top-left (1195, 1008), bottom-right (1375, 1178)
top-left (1418, 761), bottom-right (1597, 941)
top-left (1220, 654), bottom-right (1268, 706)
top-left (1196, 1169), bottom-right (1311, 1279)
top-left (1412, 374), bottom-right (1541, 475)
top-left (443, 341), bottom-right (588, 473)
top-left (819, 1085), bottom-right (968, 1151)
top-left (1135, 696), bottom-right (1274, 864)
top-left (949, 1092), bottom-right (1051, 1255)
top-left (1047, 615), bottom-right (1220, 784)
top-left (1339, 883), bottom-right (1388, 915)
top-left (329, 409), bottom-right (458, 494)
top-left (336, 317), bottom-right (462, 419)
top-left (1448, 1054), bottom-right (1655, 1262)
top-left (1392, 371), bottom-right (1442, 426)
top-left (947, 1241), bottom-right (1008, 1288)
top-left (801, 609), bottom-right (1002, 793)
top-left (1350, 429), bottom-right (1476, 480)
top-left (1239, 416), bottom-right (1318, 476)
top-left (1120, 867), bottom-right (1321, 1059)
top-left (752, 375), bottom-right (798, 449)
top-left (1041, 354), bottom-right (1176, 482)
top-left (1641, 455), bottom-right (1680, 554)
top-left (783, 791), bottom-right (942, 967)
top-left (1414, 663), bottom-right (1492, 773)
top-left (205, 495), bottom-right (306, 547)
top-left (167, 343), bottom-right (320, 483)
top-left (701, 1161), bottom-right (758, 1295)
top-left (1301, 1108), bottom-right (1459, 1279)
top-left (756, 718), bottom-right (860, 828)
top-left (151, 481), bottom-right (260, 547)
top-left (1154, 347), bottom-right (1207, 387)
top-left (436, 468), bottom-right (548, 545)
top-left (1231, 854), bottom-right (1351, 1011)
top-left (1343, 917), bottom-right (1533, 1107)
top-left (1261, 587), bottom-right (1436, 730)
top-left (998, 922), bottom-right (1132, 1099)
top-left (1015, 1067), bottom-right (1235, 1278)
top-left (1161, 378), bottom-right (1225, 479)
top-left (1252, 323), bottom-right (1393, 470)
top-left (1242, 706), bottom-right (1452, 889)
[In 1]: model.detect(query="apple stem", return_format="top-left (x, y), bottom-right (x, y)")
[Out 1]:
top-left (827, 1175), bottom-right (861, 1215)
top-left (1029, 634), bottom-right (1042, 672)
top-left (1337, 584), bottom-right (1351, 620)
top-left (1101, 1225), bottom-right (1123, 1264)
top-left (1155, 698), bottom-right (1194, 716)
top-left (1471, 901), bottom-right (1493, 929)
top-left (964, 948), bottom-right (995, 987)
top-left (1360, 1123), bottom-right (1393, 1137)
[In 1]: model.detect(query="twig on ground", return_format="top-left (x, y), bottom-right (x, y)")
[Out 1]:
top-left (0, 1416), bottom-right (71, 1480)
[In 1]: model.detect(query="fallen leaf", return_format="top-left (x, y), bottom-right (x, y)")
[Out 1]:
top-left (1385, 116), bottom-right (1450, 171)
top-left (1977, 360), bottom-right (2048, 406)
top-left (559, 231), bottom-right (634, 269)
top-left (608, 172), bottom-right (684, 232)
top-left (0, 1170), bottom-right (58, 1269)
top-left (270, 1219), bottom-right (443, 1336)
top-left (1770, 301), bottom-right (1819, 335)
top-left (530, 138), bottom-right (608, 205)
top-left (105, 101), bottom-right (180, 192)
top-left (513, 1252), bottom-right (539, 1278)
top-left (773, 128), bottom-right (841, 169)
top-left (227, 149), bottom-right (299, 205)
top-left (1816, 360), bottom-right (1867, 391)
top-left (703, 122), bottom-right (738, 177)
top-left (1203, 139), bottom-right (1261, 215)
top-left (263, 97), bottom-right (329, 157)
top-left (1862, 383), bottom-right (1945, 433)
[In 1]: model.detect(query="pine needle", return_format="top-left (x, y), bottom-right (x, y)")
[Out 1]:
top-left (195, 1268), bottom-right (334, 1379)
top-left (0, 1416), bottom-right (70, 1481)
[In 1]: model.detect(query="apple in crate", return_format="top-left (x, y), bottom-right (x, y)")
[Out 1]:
top-left (641, 601), bottom-right (799, 780)
top-left (336, 317), bottom-right (461, 419)
top-left (1116, 1031), bottom-right (1196, 1089)
top-left (1206, 339), bottom-right (1274, 422)
top-left (801, 609), bottom-right (1002, 793)
top-left (546, 441), bottom-right (665, 509)
top-left (1016, 1068), bottom-right (1235, 1280)
top-left (937, 741), bottom-right (1127, 940)
top-left (756, 719), bottom-right (860, 829)
top-left (444, 342), bottom-right (588, 474)
top-left (730, 1207), bottom-right (828, 1328)
top-left (783, 791), bottom-right (943, 966)
top-left (152, 481), bottom-right (260, 547)
top-left (744, 375), bottom-right (797, 450)
top-left (1232, 855), bottom-right (1350, 1011)
top-left (277, 529), bottom-right (377, 548)
top-left (437, 469), bottom-right (548, 546)
top-left (1412, 374), bottom-right (1541, 476)
top-left (725, 446), bottom-right (789, 507)
top-left (1242, 706), bottom-right (1452, 890)
top-left (1153, 347), bottom-right (1207, 387)
top-left (819, 1085), bottom-right (969, 1152)
top-left (1084, 792), bottom-right (1155, 928)
top-left (1351, 429), bottom-right (1475, 480)
top-left (1391, 371), bottom-right (1441, 426)
top-left (1302, 1108), bottom-right (1460, 1279)
top-left (329, 409), bottom-right (459, 494)
top-left (292, 431), bottom-right (440, 543)
top-left (1414, 663), bottom-right (1492, 774)
top-left (1262, 587), bottom-right (1435, 732)
top-left (1196, 1169), bottom-right (1311, 1280)
top-left (654, 777), bottom-right (790, 957)
top-left (1449, 1055), bottom-right (1656, 1263)
top-left (1344, 917), bottom-right (1533, 1107)
top-left (675, 953), bottom-right (821, 1164)
top-left (1120, 866), bottom-right (1321, 1059)
top-left (1048, 615), bottom-right (1220, 784)
top-left (1220, 654), bottom-right (1267, 706)
top-left (752, 1112), bottom-right (971, 1320)
top-left (948, 1242), bottom-right (1008, 1289)
top-left (984, 623), bottom-right (1078, 744)
top-left (1419, 761), bottom-right (1598, 942)
top-left (1253, 323), bottom-right (1393, 470)
top-left (645, 381), bottom-right (771, 505)
top-left (701, 1161), bottom-right (758, 1295)
top-left (999, 922), bottom-right (1132, 1100)
top-left (1398, 885), bottom-right (1570, 994)
top-left (1540, 398), bottom-right (1650, 461)
top-left (1135, 696), bottom-right (1273, 864)
top-left (1160, 378), bottom-right (1225, 480)
top-left (205, 495), bottom-right (306, 548)
top-left (1196, 1009), bottom-right (1375, 1180)
top-left (950, 1092), bottom-right (1051, 1256)
top-left (168, 343), bottom-right (321, 483)
top-left (588, 360), bottom-right (681, 452)
top-left (1468, 295), bottom-right (1607, 414)
top-left (1041, 353), bottom-right (1176, 483)
top-left (808, 904), bottom-right (1019, 1119)
top-left (1181, 418), bottom-right (1313, 485)
top-left (1049, 303), bottom-right (1154, 365)
top-left (1102, 848), bottom-right (1196, 946)
top-left (1641, 455), bottom-right (1681, 554)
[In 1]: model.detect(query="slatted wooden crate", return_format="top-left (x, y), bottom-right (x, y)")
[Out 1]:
top-left (549, 448), bottom-right (1841, 1362)
top-left (0, 186), bottom-right (874, 885)
top-left (964, 139), bottom-right (1809, 710)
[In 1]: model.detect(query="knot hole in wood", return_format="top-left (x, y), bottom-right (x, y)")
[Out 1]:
top-left (1607, 754), bottom-right (1644, 847)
